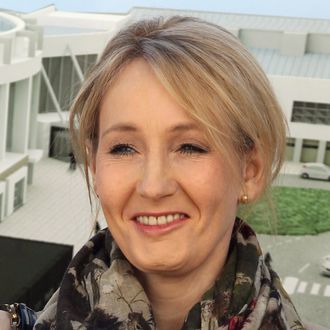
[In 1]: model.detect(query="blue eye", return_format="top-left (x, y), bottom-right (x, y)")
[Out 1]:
top-left (179, 144), bottom-right (208, 155)
top-left (109, 144), bottom-right (136, 156)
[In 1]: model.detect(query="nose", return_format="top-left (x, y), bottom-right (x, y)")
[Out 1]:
top-left (136, 155), bottom-right (178, 200)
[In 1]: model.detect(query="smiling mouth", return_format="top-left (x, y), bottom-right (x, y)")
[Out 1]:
top-left (135, 213), bottom-right (188, 226)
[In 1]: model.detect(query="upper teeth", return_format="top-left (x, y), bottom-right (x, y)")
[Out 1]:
top-left (136, 214), bottom-right (186, 225)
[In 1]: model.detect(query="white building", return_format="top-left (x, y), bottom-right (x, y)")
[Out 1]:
top-left (1, 5), bottom-right (330, 220)
top-left (0, 11), bottom-right (43, 220)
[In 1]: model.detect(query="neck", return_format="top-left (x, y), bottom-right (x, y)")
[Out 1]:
top-left (137, 231), bottom-right (232, 330)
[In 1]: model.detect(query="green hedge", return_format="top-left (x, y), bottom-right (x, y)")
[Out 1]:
top-left (239, 187), bottom-right (330, 235)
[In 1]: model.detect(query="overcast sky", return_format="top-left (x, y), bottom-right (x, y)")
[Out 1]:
top-left (1, 0), bottom-right (330, 20)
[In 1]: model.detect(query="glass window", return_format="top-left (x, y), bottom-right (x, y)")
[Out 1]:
top-left (291, 101), bottom-right (330, 125)
top-left (6, 82), bottom-right (15, 151)
top-left (49, 126), bottom-right (71, 162)
top-left (38, 55), bottom-right (97, 114)
top-left (303, 139), bottom-right (318, 148)
top-left (301, 139), bottom-right (318, 162)
top-left (325, 142), bottom-right (330, 166)
top-left (14, 178), bottom-right (24, 211)
top-left (286, 137), bottom-right (295, 147)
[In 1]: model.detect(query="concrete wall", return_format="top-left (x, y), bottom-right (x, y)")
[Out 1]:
top-left (0, 22), bottom-right (40, 219)
top-left (0, 53), bottom-right (42, 84)
top-left (5, 165), bottom-right (27, 217)
top-left (0, 84), bottom-right (9, 160)
top-left (8, 77), bottom-right (32, 154)
top-left (42, 33), bottom-right (110, 58)
top-left (29, 73), bottom-right (41, 149)
top-left (0, 181), bottom-right (6, 221)
top-left (270, 75), bottom-right (330, 141)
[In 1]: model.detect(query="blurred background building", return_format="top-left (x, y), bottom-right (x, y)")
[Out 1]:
top-left (1, 5), bottom-right (330, 221)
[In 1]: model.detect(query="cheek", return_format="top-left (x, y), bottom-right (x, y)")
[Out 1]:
top-left (182, 160), bottom-right (235, 197)
top-left (181, 161), bottom-right (239, 215)
top-left (94, 163), bottom-right (131, 209)
top-left (94, 157), bottom-right (143, 223)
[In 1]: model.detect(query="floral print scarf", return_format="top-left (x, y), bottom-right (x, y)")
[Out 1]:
top-left (34, 219), bottom-right (305, 329)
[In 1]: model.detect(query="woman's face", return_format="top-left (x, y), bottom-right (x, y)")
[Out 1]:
top-left (92, 58), bottom-right (243, 275)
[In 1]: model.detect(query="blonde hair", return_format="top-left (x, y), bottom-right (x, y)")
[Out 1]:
top-left (70, 16), bottom-right (286, 203)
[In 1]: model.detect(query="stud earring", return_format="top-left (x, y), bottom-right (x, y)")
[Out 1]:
top-left (240, 193), bottom-right (248, 204)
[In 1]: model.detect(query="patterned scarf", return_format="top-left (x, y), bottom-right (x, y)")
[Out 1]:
top-left (34, 219), bottom-right (305, 329)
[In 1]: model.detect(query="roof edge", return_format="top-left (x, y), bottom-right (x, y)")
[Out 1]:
top-left (23, 4), bottom-right (57, 18)
top-left (129, 6), bottom-right (330, 23)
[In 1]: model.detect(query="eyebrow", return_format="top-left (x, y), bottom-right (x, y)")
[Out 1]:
top-left (101, 122), bottom-right (200, 138)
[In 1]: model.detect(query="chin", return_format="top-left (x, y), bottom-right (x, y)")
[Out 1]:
top-left (133, 253), bottom-right (190, 274)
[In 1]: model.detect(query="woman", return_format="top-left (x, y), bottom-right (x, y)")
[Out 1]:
top-left (1, 16), bottom-right (307, 329)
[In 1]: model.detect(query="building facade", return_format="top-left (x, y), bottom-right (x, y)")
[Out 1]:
top-left (1, 5), bottom-right (330, 220)
top-left (0, 11), bottom-right (43, 220)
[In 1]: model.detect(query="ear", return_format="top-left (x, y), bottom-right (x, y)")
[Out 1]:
top-left (240, 147), bottom-right (265, 202)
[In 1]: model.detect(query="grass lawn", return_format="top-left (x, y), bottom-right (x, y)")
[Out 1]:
top-left (239, 186), bottom-right (330, 235)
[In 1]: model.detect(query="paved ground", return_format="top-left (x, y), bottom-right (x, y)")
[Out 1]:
top-left (0, 159), bottom-right (329, 327)
top-left (259, 233), bottom-right (330, 328)
top-left (0, 158), bottom-right (107, 254)
top-left (276, 173), bottom-right (330, 190)
top-left (277, 161), bottom-right (330, 190)
top-left (260, 162), bottom-right (330, 327)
